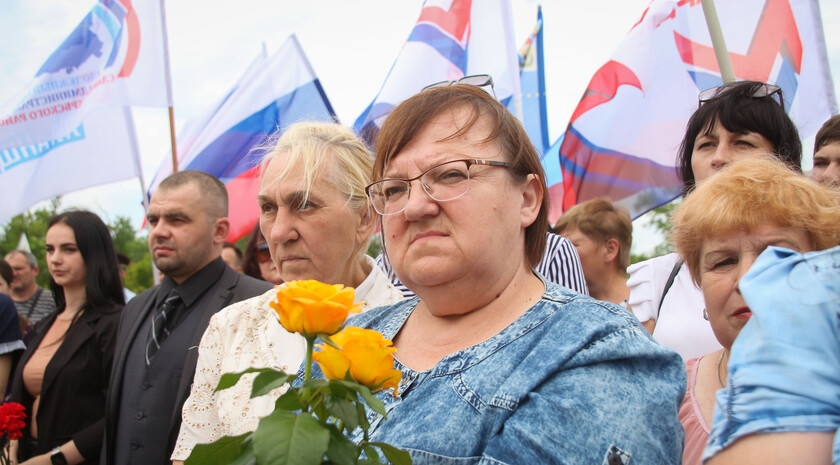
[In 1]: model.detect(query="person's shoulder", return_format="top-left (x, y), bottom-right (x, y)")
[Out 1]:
top-left (212, 287), bottom-right (277, 328)
top-left (627, 252), bottom-right (680, 276)
top-left (226, 269), bottom-right (274, 296)
top-left (541, 283), bottom-right (654, 343)
top-left (126, 285), bottom-right (159, 308)
top-left (0, 293), bottom-right (14, 307)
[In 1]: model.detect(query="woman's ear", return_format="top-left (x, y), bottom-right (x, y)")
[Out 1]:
top-left (519, 174), bottom-right (543, 228)
top-left (356, 205), bottom-right (378, 244)
top-left (603, 238), bottom-right (620, 264)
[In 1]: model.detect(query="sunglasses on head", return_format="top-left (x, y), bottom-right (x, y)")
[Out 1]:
top-left (698, 83), bottom-right (783, 108)
top-left (256, 242), bottom-right (271, 263)
top-left (422, 74), bottom-right (496, 98)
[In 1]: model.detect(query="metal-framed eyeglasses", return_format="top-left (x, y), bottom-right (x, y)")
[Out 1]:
top-left (422, 74), bottom-right (496, 98)
top-left (698, 82), bottom-right (783, 108)
top-left (365, 158), bottom-right (512, 216)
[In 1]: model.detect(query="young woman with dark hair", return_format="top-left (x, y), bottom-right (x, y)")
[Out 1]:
top-left (9, 210), bottom-right (124, 465)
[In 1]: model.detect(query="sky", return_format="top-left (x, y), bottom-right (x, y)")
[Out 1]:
top-left (1, 0), bottom-right (839, 253)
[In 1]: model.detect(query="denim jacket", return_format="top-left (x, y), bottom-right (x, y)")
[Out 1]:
top-left (310, 282), bottom-right (685, 465)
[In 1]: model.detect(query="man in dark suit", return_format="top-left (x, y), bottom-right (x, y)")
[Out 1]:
top-left (102, 171), bottom-right (272, 465)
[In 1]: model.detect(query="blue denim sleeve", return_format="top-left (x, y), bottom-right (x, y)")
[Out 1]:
top-left (704, 246), bottom-right (840, 462)
top-left (480, 327), bottom-right (686, 465)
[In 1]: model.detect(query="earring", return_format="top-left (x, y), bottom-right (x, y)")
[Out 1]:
top-left (702, 308), bottom-right (709, 321)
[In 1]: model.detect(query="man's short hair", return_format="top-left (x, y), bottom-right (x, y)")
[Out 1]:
top-left (5, 250), bottom-right (37, 269)
top-left (116, 253), bottom-right (131, 270)
top-left (815, 114), bottom-right (840, 153)
top-left (157, 170), bottom-right (229, 219)
top-left (222, 242), bottom-right (243, 261)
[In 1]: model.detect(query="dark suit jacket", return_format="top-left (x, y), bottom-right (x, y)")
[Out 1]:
top-left (10, 302), bottom-right (122, 463)
top-left (101, 265), bottom-right (271, 465)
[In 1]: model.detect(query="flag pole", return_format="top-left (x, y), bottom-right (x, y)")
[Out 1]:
top-left (159, 0), bottom-right (178, 172)
top-left (700, 0), bottom-right (736, 84)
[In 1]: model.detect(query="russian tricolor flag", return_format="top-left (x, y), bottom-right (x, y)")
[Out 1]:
top-left (149, 35), bottom-right (336, 240)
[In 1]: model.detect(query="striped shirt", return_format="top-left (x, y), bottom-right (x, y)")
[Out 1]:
top-left (374, 232), bottom-right (589, 299)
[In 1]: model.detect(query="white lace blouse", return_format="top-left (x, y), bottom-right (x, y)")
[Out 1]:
top-left (171, 262), bottom-right (404, 460)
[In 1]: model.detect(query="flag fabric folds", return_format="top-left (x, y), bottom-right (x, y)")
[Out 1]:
top-left (556, 0), bottom-right (837, 223)
top-left (0, 0), bottom-right (171, 151)
top-left (0, 106), bottom-right (142, 224)
top-left (518, 6), bottom-right (550, 156)
top-left (354, 0), bottom-right (522, 145)
top-left (148, 34), bottom-right (337, 241)
top-left (517, 6), bottom-right (563, 216)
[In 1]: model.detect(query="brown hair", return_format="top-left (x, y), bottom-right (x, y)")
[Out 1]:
top-left (372, 85), bottom-right (548, 266)
top-left (672, 157), bottom-right (840, 284)
top-left (554, 198), bottom-right (633, 269)
top-left (814, 114), bottom-right (840, 153)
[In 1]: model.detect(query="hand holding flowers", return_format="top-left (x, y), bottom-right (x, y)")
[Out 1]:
top-left (186, 280), bottom-right (410, 465)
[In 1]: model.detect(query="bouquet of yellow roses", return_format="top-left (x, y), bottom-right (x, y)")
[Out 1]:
top-left (185, 280), bottom-right (411, 465)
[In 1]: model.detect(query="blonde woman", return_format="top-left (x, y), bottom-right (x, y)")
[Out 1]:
top-left (171, 122), bottom-right (403, 462)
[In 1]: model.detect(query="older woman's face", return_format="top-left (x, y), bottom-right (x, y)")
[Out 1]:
top-left (258, 151), bottom-right (371, 286)
top-left (691, 120), bottom-right (775, 185)
top-left (380, 108), bottom-right (539, 296)
top-left (699, 224), bottom-right (813, 349)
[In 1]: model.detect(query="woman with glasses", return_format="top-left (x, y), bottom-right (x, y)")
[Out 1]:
top-left (171, 122), bottom-right (403, 463)
top-left (627, 80), bottom-right (803, 360)
top-left (328, 84), bottom-right (685, 463)
top-left (242, 223), bottom-right (283, 285)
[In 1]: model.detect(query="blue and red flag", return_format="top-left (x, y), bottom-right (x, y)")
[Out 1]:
top-left (518, 6), bottom-right (550, 156)
top-left (354, 0), bottom-right (522, 146)
top-left (556, 0), bottom-right (837, 223)
top-left (148, 35), bottom-right (336, 241)
top-left (517, 6), bottom-right (565, 216)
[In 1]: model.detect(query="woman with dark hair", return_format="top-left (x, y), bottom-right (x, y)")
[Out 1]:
top-left (242, 222), bottom-right (283, 285)
top-left (628, 80), bottom-right (803, 359)
top-left (9, 210), bottom-right (124, 464)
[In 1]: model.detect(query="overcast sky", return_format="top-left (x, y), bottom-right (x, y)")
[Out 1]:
top-left (1, 0), bottom-right (838, 252)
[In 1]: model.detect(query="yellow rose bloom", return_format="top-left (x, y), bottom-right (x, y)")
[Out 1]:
top-left (270, 280), bottom-right (361, 336)
top-left (314, 327), bottom-right (402, 396)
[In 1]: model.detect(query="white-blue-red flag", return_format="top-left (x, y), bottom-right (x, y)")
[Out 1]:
top-left (354, 0), bottom-right (521, 145)
top-left (0, 106), bottom-right (142, 224)
top-left (148, 34), bottom-right (336, 241)
top-left (519, 6), bottom-right (550, 156)
top-left (518, 6), bottom-right (564, 215)
top-left (556, 0), bottom-right (837, 223)
top-left (0, 0), bottom-right (171, 151)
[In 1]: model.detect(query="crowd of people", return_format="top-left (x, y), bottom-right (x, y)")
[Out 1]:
top-left (0, 79), bottom-right (837, 464)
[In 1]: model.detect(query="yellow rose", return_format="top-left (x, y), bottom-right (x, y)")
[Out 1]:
top-left (270, 280), bottom-right (361, 336)
top-left (314, 327), bottom-right (402, 396)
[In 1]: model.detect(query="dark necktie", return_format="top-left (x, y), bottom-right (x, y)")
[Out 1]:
top-left (146, 291), bottom-right (182, 365)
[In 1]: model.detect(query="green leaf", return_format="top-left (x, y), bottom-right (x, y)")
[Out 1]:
top-left (216, 367), bottom-right (279, 392)
top-left (334, 381), bottom-right (386, 416)
top-left (370, 442), bottom-right (412, 465)
top-left (251, 370), bottom-right (294, 398)
top-left (185, 432), bottom-right (253, 465)
top-left (362, 445), bottom-right (380, 464)
top-left (325, 425), bottom-right (359, 465)
top-left (317, 333), bottom-right (343, 350)
top-left (253, 410), bottom-right (330, 465)
top-left (274, 389), bottom-right (303, 411)
top-left (324, 396), bottom-right (359, 431)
